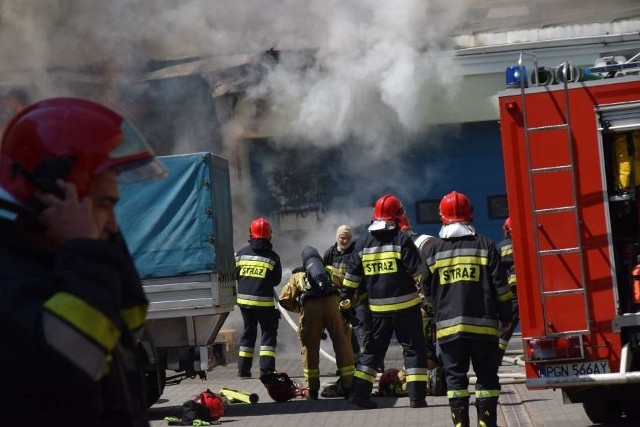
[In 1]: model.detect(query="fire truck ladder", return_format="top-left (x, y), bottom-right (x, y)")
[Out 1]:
top-left (518, 52), bottom-right (590, 337)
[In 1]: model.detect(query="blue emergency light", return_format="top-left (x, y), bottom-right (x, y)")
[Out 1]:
top-left (505, 65), bottom-right (527, 88)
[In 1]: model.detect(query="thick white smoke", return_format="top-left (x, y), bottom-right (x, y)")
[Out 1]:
top-left (0, 0), bottom-right (468, 146)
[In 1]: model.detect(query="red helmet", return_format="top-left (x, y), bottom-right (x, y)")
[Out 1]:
top-left (439, 191), bottom-right (472, 224)
top-left (0, 97), bottom-right (166, 204)
top-left (267, 381), bottom-right (295, 402)
top-left (398, 213), bottom-right (411, 231)
top-left (260, 371), bottom-right (297, 402)
top-left (373, 194), bottom-right (405, 223)
top-left (249, 217), bottom-right (272, 239)
top-left (503, 217), bottom-right (512, 237)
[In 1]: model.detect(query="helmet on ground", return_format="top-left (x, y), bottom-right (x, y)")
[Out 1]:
top-left (267, 381), bottom-right (295, 402)
top-left (260, 371), bottom-right (297, 402)
top-left (439, 191), bottom-right (472, 225)
top-left (503, 217), bottom-right (512, 237)
top-left (249, 217), bottom-right (272, 239)
top-left (378, 368), bottom-right (407, 397)
top-left (0, 97), bottom-right (166, 204)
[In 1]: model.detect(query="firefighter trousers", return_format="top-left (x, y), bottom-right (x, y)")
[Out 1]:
top-left (298, 294), bottom-right (355, 392)
top-left (354, 299), bottom-right (386, 370)
top-left (238, 307), bottom-right (280, 375)
top-left (351, 305), bottom-right (427, 402)
top-left (439, 337), bottom-right (501, 402)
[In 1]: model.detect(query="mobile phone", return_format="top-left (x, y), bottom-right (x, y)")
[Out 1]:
top-left (23, 155), bottom-right (75, 214)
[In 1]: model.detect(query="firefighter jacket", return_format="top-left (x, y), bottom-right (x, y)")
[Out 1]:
top-left (340, 228), bottom-right (422, 315)
top-left (0, 219), bottom-right (149, 427)
top-left (235, 238), bottom-right (282, 309)
top-left (421, 234), bottom-right (513, 344)
top-left (496, 236), bottom-right (517, 292)
top-left (323, 242), bottom-right (357, 287)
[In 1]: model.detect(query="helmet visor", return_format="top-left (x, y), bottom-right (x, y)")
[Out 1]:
top-left (109, 120), bottom-right (168, 183)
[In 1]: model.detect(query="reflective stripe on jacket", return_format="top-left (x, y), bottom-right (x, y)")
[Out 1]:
top-left (422, 234), bottom-right (512, 343)
top-left (235, 239), bottom-right (282, 309)
top-left (342, 228), bottom-right (422, 314)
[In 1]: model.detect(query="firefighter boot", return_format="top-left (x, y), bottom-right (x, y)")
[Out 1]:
top-left (346, 378), bottom-right (377, 409)
top-left (449, 398), bottom-right (470, 427)
top-left (408, 379), bottom-right (427, 408)
top-left (476, 397), bottom-right (498, 427)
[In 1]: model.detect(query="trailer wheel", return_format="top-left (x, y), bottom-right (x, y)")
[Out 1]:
top-left (138, 327), bottom-right (166, 407)
top-left (582, 400), bottom-right (622, 424)
top-left (145, 368), bottom-right (166, 408)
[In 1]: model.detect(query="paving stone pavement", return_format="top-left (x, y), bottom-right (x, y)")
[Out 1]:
top-left (147, 311), bottom-right (624, 427)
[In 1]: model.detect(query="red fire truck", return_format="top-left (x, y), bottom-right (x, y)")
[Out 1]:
top-left (498, 52), bottom-right (640, 423)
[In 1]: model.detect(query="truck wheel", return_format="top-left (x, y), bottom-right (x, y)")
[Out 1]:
top-left (582, 400), bottom-right (622, 424)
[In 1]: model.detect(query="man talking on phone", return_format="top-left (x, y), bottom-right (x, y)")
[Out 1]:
top-left (0, 98), bottom-right (167, 426)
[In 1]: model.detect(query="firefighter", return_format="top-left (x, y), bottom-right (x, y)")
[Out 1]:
top-left (280, 246), bottom-right (355, 400)
top-left (496, 217), bottom-right (520, 359)
top-left (421, 191), bottom-right (513, 427)
top-left (235, 217), bottom-right (282, 378)
top-left (0, 98), bottom-right (167, 426)
top-left (341, 194), bottom-right (428, 410)
top-left (323, 225), bottom-right (362, 363)
top-left (399, 213), bottom-right (440, 371)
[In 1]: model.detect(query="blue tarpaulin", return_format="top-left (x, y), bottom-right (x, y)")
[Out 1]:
top-left (116, 153), bottom-right (225, 279)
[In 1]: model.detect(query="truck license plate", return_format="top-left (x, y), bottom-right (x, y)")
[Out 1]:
top-left (542, 360), bottom-right (610, 377)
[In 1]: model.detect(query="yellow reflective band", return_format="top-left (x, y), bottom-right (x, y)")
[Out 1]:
top-left (338, 365), bottom-right (355, 375)
top-left (437, 323), bottom-right (499, 339)
top-left (343, 278), bottom-right (360, 289)
top-left (238, 351), bottom-right (254, 357)
top-left (259, 350), bottom-right (276, 357)
top-left (475, 390), bottom-right (500, 398)
top-left (363, 259), bottom-right (398, 275)
top-left (499, 342), bottom-right (508, 350)
top-left (447, 389), bottom-right (470, 399)
top-left (430, 255), bottom-right (488, 273)
top-left (438, 263), bottom-right (481, 284)
top-left (43, 311), bottom-right (111, 380)
top-left (362, 251), bottom-right (401, 262)
top-left (405, 374), bottom-right (428, 383)
top-left (44, 292), bottom-right (120, 351)
top-left (370, 296), bottom-right (420, 313)
top-left (508, 276), bottom-right (517, 285)
top-left (354, 370), bottom-right (376, 384)
top-left (500, 247), bottom-right (513, 257)
top-left (304, 368), bottom-right (320, 378)
top-left (237, 260), bottom-right (271, 278)
top-left (497, 290), bottom-right (513, 302)
top-left (120, 304), bottom-right (148, 332)
top-left (236, 298), bottom-right (275, 307)
top-left (236, 259), bottom-right (275, 270)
